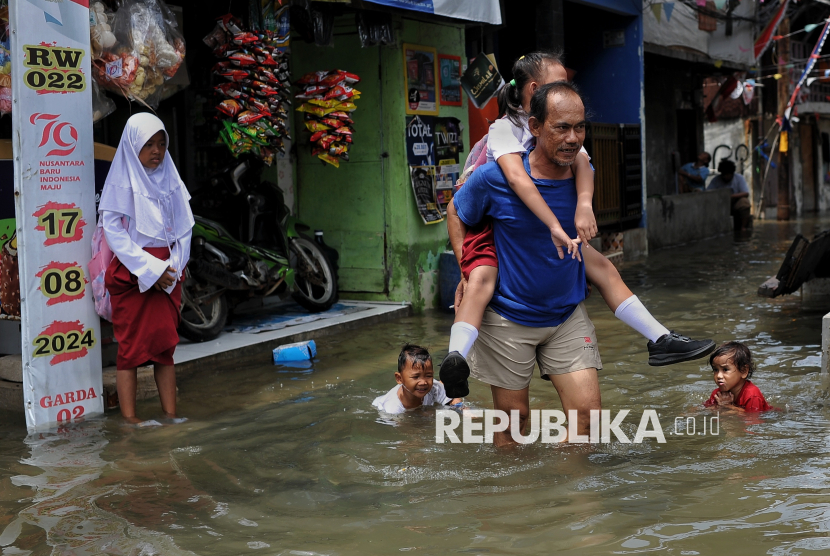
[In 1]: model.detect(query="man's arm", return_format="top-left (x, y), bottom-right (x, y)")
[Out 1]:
top-left (678, 169), bottom-right (704, 184)
top-left (447, 199), bottom-right (468, 267)
top-left (731, 191), bottom-right (749, 199)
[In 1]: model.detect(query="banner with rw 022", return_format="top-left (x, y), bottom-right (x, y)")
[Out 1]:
top-left (10, 0), bottom-right (103, 430)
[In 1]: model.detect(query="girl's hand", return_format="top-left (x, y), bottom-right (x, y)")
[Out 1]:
top-left (550, 226), bottom-right (582, 262)
top-left (154, 266), bottom-right (177, 291)
top-left (574, 203), bottom-right (598, 245)
top-left (714, 391), bottom-right (734, 406)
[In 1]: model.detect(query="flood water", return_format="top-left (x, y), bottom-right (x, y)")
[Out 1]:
top-left (2, 218), bottom-right (830, 555)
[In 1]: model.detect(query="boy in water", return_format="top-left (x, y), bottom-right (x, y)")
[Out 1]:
top-left (373, 344), bottom-right (462, 415)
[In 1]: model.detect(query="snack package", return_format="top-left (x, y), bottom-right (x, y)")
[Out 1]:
top-left (210, 13), bottom-right (291, 165)
top-left (294, 69), bottom-right (362, 167)
top-left (92, 0), bottom-right (186, 108)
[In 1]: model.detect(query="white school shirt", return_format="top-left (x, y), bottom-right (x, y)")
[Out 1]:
top-left (372, 382), bottom-right (452, 415)
top-left (102, 210), bottom-right (192, 294)
top-left (486, 111), bottom-right (589, 163)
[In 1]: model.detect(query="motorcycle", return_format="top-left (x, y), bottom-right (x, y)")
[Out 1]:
top-left (179, 160), bottom-right (338, 342)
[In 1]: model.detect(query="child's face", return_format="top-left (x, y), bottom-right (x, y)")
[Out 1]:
top-left (138, 130), bottom-right (167, 170)
top-left (711, 354), bottom-right (749, 393)
top-left (395, 360), bottom-right (434, 399)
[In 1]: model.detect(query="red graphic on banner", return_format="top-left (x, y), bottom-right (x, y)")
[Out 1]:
top-left (32, 202), bottom-right (85, 245)
top-left (30, 113), bottom-right (78, 156)
top-left (35, 261), bottom-right (87, 305)
top-left (34, 320), bottom-right (93, 365)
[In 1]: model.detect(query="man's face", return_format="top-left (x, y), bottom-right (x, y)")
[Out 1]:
top-left (697, 152), bottom-right (711, 166)
top-left (529, 91), bottom-right (586, 167)
top-left (721, 172), bottom-right (735, 182)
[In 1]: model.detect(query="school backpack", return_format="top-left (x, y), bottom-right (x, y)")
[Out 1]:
top-left (87, 216), bottom-right (127, 322)
top-left (457, 133), bottom-right (490, 187)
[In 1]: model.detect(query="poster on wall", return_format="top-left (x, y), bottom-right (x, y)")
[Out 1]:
top-left (434, 117), bottom-right (462, 214)
top-left (406, 115), bottom-right (441, 224)
top-left (406, 115), bottom-right (463, 222)
top-left (0, 154), bottom-right (18, 321)
top-left (461, 52), bottom-right (503, 109)
top-left (403, 43), bottom-right (439, 116)
top-left (439, 54), bottom-right (462, 106)
top-left (10, 0), bottom-right (103, 430)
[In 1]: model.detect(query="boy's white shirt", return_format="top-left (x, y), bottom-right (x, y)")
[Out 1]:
top-left (486, 112), bottom-right (589, 164)
top-left (372, 382), bottom-right (452, 415)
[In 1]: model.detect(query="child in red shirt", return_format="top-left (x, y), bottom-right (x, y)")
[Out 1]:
top-left (704, 342), bottom-right (771, 412)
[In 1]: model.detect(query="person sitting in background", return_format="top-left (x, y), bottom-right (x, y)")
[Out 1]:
top-left (707, 159), bottom-right (751, 231)
top-left (678, 152), bottom-right (711, 193)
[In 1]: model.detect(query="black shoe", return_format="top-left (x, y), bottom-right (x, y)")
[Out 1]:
top-left (440, 351), bottom-right (470, 398)
top-left (647, 332), bottom-right (716, 366)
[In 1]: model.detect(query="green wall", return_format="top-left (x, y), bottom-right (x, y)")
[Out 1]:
top-left (291, 16), bottom-right (468, 311)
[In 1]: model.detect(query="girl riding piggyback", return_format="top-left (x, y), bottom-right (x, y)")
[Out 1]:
top-left (438, 51), bottom-right (715, 398)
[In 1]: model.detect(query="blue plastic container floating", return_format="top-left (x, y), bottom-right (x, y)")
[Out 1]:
top-left (273, 340), bottom-right (317, 363)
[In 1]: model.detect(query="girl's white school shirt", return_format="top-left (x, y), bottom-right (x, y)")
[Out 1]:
top-left (102, 191), bottom-right (192, 295)
top-left (486, 111), bottom-right (589, 163)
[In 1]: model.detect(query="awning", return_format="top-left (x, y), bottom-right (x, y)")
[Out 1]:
top-left (363, 0), bottom-right (502, 25)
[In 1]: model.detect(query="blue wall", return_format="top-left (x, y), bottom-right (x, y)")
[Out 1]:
top-left (564, 0), bottom-right (643, 125)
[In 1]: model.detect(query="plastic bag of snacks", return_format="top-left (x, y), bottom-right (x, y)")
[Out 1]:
top-left (91, 0), bottom-right (185, 108)
top-left (294, 69), bottom-right (361, 167)
top-left (92, 80), bottom-right (116, 123)
top-left (0, 1), bottom-right (10, 116)
top-left (208, 13), bottom-right (292, 166)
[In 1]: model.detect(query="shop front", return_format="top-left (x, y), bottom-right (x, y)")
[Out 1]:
top-left (0, 0), bottom-right (499, 426)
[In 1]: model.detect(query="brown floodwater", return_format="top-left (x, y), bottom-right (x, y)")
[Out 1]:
top-left (1, 217), bottom-right (829, 555)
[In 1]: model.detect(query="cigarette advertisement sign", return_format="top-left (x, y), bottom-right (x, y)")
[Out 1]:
top-left (10, 0), bottom-right (103, 430)
top-left (406, 115), bottom-right (463, 223)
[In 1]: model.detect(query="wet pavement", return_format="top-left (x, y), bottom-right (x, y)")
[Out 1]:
top-left (1, 217), bottom-right (830, 555)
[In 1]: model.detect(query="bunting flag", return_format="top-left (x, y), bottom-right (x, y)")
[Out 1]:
top-left (664, 2), bottom-right (675, 22)
top-left (785, 18), bottom-right (830, 118)
top-left (714, 0), bottom-right (727, 10)
top-left (696, 0), bottom-right (706, 6)
top-left (755, 0), bottom-right (791, 60)
top-left (651, 3), bottom-right (662, 22)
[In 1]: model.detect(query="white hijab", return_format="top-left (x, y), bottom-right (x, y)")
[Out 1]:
top-left (98, 113), bottom-right (194, 242)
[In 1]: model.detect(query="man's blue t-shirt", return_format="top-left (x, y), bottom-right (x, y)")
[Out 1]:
top-left (453, 150), bottom-right (586, 327)
top-left (680, 162), bottom-right (710, 190)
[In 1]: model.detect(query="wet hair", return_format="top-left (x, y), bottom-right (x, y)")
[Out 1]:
top-left (718, 159), bottom-right (736, 175)
top-left (709, 341), bottom-right (755, 379)
top-left (497, 50), bottom-right (565, 127)
top-left (397, 343), bottom-right (432, 373)
top-left (528, 81), bottom-right (584, 126)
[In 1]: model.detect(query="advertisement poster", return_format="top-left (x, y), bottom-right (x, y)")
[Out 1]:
top-left (434, 117), bottom-right (462, 214)
top-left (461, 52), bottom-right (503, 109)
top-left (10, 0), bottom-right (103, 430)
top-left (403, 43), bottom-right (439, 116)
top-left (406, 115), bottom-right (441, 224)
top-left (1, 150), bottom-right (18, 320)
top-left (406, 115), bottom-right (463, 222)
top-left (439, 54), bottom-right (462, 106)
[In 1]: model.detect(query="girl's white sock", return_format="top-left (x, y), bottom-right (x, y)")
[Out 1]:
top-left (448, 322), bottom-right (479, 359)
top-left (614, 295), bottom-right (670, 343)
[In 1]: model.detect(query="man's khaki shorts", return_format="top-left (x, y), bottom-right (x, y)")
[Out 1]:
top-left (469, 303), bottom-right (602, 390)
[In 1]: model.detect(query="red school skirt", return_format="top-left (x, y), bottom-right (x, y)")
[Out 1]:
top-left (460, 218), bottom-right (498, 280)
top-left (105, 246), bottom-right (182, 370)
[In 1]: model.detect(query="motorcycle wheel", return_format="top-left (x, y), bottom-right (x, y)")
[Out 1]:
top-left (290, 236), bottom-right (338, 312)
top-left (179, 265), bottom-right (229, 342)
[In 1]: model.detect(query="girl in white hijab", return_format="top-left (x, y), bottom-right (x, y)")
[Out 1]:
top-left (99, 112), bottom-right (194, 423)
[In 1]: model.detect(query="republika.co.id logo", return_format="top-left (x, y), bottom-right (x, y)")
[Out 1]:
top-left (30, 113), bottom-right (77, 157)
